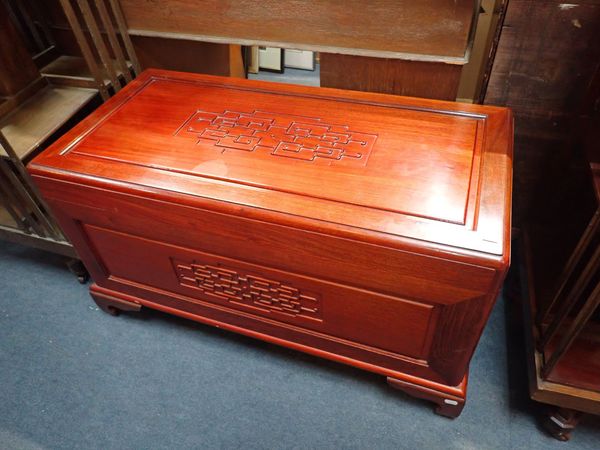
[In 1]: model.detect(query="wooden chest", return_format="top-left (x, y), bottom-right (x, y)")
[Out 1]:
top-left (28, 69), bottom-right (513, 418)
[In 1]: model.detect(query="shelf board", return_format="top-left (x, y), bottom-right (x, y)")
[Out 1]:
top-left (41, 55), bottom-right (132, 89)
top-left (544, 332), bottom-right (600, 393)
top-left (0, 223), bottom-right (76, 258)
top-left (0, 85), bottom-right (97, 160)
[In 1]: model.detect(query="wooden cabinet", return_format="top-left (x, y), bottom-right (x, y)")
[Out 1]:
top-left (28, 69), bottom-right (513, 417)
top-left (520, 118), bottom-right (600, 439)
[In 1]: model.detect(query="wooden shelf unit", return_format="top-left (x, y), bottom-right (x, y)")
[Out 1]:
top-left (522, 230), bottom-right (600, 415)
top-left (0, 84), bottom-right (97, 160)
top-left (520, 155), bottom-right (600, 439)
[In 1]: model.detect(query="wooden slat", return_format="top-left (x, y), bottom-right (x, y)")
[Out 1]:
top-left (14, 0), bottom-right (46, 52)
top-left (0, 168), bottom-right (28, 230)
top-left (76, 0), bottom-right (121, 92)
top-left (541, 280), bottom-right (600, 378)
top-left (0, 224), bottom-right (75, 256)
top-left (0, 157), bottom-right (48, 237)
top-left (94, 0), bottom-right (132, 82)
top-left (108, 0), bottom-right (141, 74)
top-left (538, 210), bottom-right (600, 324)
top-left (538, 244), bottom-right (600, 351)
top-left (59, 0), bottom-right (109, 100)
top-left (0, 136), bottom-right (61, 237)
top-left (320, 54), bottom-right (462, 101)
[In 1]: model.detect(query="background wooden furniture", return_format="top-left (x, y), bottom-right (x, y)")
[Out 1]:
top-left (519, 105), bottom-right (600, 439)
top-left (38, 0), bottom-right (244, 79)
top-left (0, 0), bottom-right (144, 280)
top-left (118, 0), bottom-right (480, 100)
top-left (0, 0), bottom-right (93, 262)
top-left (522, 162), bottom-right (600, 440)
top-left (53, 0), bottom-right (140, 100)
top-left (484, 0), bottom-right (600, 225)
top-left (470, 0), bottom-right (600, 439)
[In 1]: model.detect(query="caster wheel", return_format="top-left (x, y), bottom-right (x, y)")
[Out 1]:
top-left (77, 273), bottom-right (90, 284)
top-left (542, 407), bottom-right (581, 441)
top-left (103, 305), bottom-right (120, 316)
top-left (66, 259), bottom-right (90, 284)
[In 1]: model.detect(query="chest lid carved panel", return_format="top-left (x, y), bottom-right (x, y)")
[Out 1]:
top-left (31, 71), bottom-right (512, 256)
top-left (175, 109), bottom-right (377, 167)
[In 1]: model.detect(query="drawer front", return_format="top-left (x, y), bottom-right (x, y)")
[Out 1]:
top-left (83, 224), bottom-right (435, 361)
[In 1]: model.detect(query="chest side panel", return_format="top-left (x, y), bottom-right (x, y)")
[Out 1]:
top-left (36, 177), bottom-right (502, 386)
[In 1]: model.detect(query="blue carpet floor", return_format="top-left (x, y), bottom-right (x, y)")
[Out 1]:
top-left (1, 241), bottom-right (599, 449)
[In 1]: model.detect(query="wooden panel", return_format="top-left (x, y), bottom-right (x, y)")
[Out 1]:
top-left (429, 295), bottom-right (493, 381)
top-left (484, 0), bottom-right (600, 224)
top-left (83, 223), bottom-right (436, 360)
top-left (29, 71), bottom-right (513, 258)
top-left (120, 0), bottom-right (476, 62)
top-left (35, 179), bottom-right (501, 387)
top-left (320, 54), bottom-right (462, 101)
top-left (63, 79), bottom-right (479, 224)
top-left (0, 2), bottom-right (40, 97)
top-left (485, 0), bottom-right (600, 126)
top-left (131, 35), bottom-right (239, 77)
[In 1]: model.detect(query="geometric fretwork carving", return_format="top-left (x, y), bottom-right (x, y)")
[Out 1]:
top-left (175, 109), bottom-right (377, 166)
top-left (172, 258), bottom-right (322, 321)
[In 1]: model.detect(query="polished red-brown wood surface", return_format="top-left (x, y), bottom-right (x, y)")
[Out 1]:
top-left (30, 69), bottom-right (512, 257)
top-left (28, 69), bottom-right (513, 417)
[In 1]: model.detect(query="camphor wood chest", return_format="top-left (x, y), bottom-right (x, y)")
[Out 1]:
top-left (29, 69), bottom-right (513, 418)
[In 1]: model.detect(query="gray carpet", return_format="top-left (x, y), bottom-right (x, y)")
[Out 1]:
top-left (1, 241), bottom-right (599, 449)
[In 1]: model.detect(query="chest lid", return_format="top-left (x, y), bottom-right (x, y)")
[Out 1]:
top-left (29, 69), bottom-right (512, 259)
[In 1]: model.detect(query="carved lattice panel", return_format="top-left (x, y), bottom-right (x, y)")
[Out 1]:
top-left (175, 109), bottom-right (377, 166)
top-left (172, 258), bottom-right (322, 321)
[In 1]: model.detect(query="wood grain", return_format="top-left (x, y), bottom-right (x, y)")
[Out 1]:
top-left (484, 0), bottom-right (600, 224)
top-left (120, 0), bottom-right (475, 62)
top-left (320, 54), bottom-right (462, 101)
top-left (131, 36), bottom-right (241, 77)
